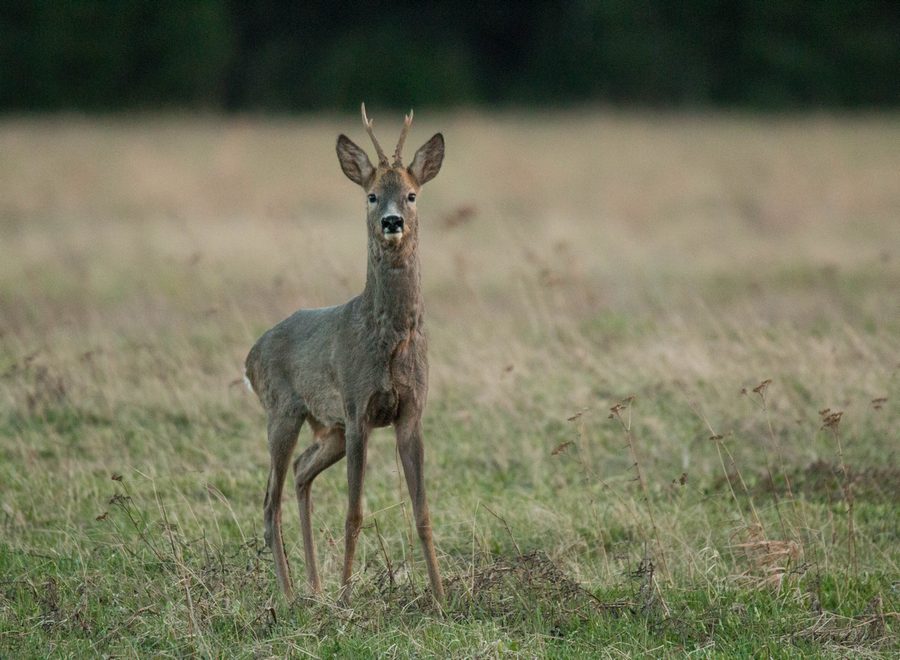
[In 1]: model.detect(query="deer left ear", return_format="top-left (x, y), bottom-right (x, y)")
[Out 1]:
top-left (408, 133), bottom-right (444, 186)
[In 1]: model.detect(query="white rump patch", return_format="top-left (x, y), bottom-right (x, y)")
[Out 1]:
top-left (243, 371), bottom-right (255, 395)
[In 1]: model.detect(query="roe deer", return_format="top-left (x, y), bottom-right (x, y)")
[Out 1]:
top-left (245, 104), bottom-right (445, 604)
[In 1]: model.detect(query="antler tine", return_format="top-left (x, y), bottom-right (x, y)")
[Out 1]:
top-left (360, 102), bottom-right (389, 166)
top-left (392, 109), bottom-right (414, 167)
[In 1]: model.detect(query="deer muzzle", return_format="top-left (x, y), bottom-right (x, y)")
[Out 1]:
top-left (381, 215), bottom-right (404, 242)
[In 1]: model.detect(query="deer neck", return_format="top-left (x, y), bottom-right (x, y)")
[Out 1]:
top-left (362, 237), bottom-right (423, 342)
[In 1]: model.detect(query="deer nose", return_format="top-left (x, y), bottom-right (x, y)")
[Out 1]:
top-left (381, 215), bottom-right (404, 234)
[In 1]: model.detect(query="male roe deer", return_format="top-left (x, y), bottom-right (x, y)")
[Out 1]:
top-left (245, 104), bottom-right (445, 604)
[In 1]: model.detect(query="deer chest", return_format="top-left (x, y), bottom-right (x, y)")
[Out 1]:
top-left (364, 332), bottom-right (425, 427)
top-left (366, 388), bottom-right (399, 427)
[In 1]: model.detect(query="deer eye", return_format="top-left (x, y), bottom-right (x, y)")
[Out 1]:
top-left (407, 193), bottom-right (417, 203)
top-left (367, 193), bottom-right (377, 204)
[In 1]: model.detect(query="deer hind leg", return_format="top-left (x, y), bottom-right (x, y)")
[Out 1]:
top-left (264, 411), bottom-right (304, 601)
top-left (397, 420), bottom-right (445, 603)
top-left (293, 424), bottom-right (346, 594)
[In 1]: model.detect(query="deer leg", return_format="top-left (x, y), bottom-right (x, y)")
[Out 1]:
top-left (293, 427), bottom-right (346, 594)
top-left (340, 423), bottom-right (369, 603)
top-left (396, 418), bottom-right (445, 603)
top-left (264, 412), bottom-right (304, 601)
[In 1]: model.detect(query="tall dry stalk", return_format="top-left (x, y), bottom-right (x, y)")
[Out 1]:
top-left (820, 408), bottom-right (856, 576)
top-left (678, 384), bottom-right (762, 531)
top-left (678, 382), bottom-right (807, 588)
top-left (609, 396), bottom-right (670, 581)
top-left (752, 380), bottom-right (795, 498)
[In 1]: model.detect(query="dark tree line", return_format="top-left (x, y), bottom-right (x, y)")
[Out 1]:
top-left (1, 1), bottom-right (897, 111)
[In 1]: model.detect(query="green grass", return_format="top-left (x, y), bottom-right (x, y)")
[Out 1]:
top-left (1, 112), bottom-right (899, 657)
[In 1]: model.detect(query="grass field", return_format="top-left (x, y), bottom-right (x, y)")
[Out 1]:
top-left (1, 112), bottom-right (898, 657)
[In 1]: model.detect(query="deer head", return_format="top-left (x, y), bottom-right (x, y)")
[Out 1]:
top-left (336, 103), bottom-right (444, 248)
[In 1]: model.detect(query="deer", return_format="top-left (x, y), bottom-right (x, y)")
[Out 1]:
top-left (244, 104), bottom-right (446, 605)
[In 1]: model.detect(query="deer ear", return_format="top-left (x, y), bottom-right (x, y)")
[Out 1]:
top-left (408, 133), bottom-right (444, 186)
top-left (336, 134), bottom-right (375, 187)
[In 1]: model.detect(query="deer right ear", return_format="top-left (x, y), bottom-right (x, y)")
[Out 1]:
top-left (336, 134), bottom-right (375, 187)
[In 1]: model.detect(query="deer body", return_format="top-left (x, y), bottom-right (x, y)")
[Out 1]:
top-left (245, 105), bottom-right (445, 604)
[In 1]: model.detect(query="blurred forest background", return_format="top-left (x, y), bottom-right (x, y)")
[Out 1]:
top-left (1, 0), bottom-right (898, 112)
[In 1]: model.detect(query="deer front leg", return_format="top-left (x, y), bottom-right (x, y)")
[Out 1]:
top-left (340, 422), bottom-right (369, 603)
top-left (396, 415), bottom-right (445, 603)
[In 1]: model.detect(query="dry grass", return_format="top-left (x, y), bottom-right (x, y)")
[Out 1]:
top-left (1, 111), bottom-right (898, 656)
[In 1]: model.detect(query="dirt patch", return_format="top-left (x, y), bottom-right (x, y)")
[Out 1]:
top-left (348, 550), bottom-right (631, 625)
top-left (782, 595), bottom-right (893, 653)
top-left (712, 460), bottom-right (900, 504)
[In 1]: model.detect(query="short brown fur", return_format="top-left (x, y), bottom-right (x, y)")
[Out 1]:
top-left (245, 104), bottom-right (445, 604)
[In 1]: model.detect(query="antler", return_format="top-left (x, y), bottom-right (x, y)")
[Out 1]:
top-left (360, 102), bottom-right (389, 167)
top-left (392, 109), bottom-right (414, 167)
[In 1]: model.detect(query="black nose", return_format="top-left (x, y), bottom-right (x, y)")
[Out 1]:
top-left (381, 215), bottom-right (404, 233)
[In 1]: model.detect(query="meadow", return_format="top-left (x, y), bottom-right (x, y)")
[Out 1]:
top-left (1, 111), bottom-right (898, 657)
